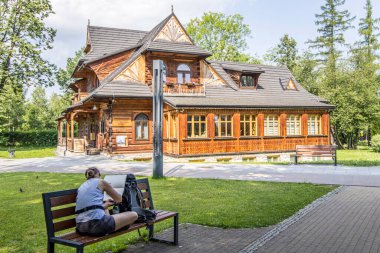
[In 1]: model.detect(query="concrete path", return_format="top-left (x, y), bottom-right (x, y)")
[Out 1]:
top-left (122, 224), bottom-right (272, 253)
top-left (119, 186), bottom-right (380, 253)
top-left (2, 156), bottom-right (380, 186)
top-left (255, 186), bottom-right (380, 253)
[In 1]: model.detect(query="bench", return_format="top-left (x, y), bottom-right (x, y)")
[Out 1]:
top-left (42, 178), bottom-right (179, 253)
top-left (295, 145), bottom-right (337, 166)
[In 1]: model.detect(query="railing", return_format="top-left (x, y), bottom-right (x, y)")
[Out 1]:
top-left (163, 82), bottom-right (205, 96)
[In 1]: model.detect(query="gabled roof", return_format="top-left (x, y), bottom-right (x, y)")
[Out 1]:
top-left (83, 26), bottom-right (147, 63)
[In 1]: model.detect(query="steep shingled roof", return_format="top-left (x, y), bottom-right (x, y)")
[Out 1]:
top-left (83, 26), bottom-right (147, 62)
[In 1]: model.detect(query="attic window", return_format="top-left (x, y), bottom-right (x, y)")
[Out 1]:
top-left (286, 78), bottom-right (298, 90)
top-left (177, 64), bottom-right (191, 84)
top-left (240, 74), bottom-right (257, 88)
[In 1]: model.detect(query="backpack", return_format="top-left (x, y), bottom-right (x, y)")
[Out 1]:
top-left (117, 174), bottom-right (156, 223)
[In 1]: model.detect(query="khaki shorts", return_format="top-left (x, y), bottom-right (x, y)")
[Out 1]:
top-left (76, 215), bottom-right (115, 236)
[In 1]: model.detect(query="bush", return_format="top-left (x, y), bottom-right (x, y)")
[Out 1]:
top-left (0, 130), bottom-right (57, 147)
top-left (372, 134), bottom-right (380, 152)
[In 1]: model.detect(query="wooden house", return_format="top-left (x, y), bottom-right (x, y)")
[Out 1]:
top-left (57, 12), bottom-right (333, 157)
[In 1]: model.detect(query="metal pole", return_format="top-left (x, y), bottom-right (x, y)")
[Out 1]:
top-left (152, 60), bottom-right (165, 178)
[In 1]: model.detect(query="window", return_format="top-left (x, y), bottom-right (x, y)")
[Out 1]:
top-left (286, 115), bottom-right (301, 136)
top-left (215, 115), bottom-right (232, 137)
top-left (240, 114), bottom-right (257, 136)
top-left (177, 64), bottom-right (191, 84)
top-left (187, 115), bottom-right (207, 138)
top-left (241, 75), bottom-right (254, 87)
top-left (135, 113), bottom-right (149, 140)
top-left (264, 115), bottom-right (279, 136)
top-left (308, 115), bottom-right (321, 135)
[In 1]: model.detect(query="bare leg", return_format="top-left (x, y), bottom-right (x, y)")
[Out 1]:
top-left (112, 211), bottom-right (138, 231)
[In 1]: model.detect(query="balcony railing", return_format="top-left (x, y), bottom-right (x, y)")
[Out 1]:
top-left (163, 82), bottom-right (205, 96)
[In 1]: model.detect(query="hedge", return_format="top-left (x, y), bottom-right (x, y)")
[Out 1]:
top-left (0, 130), bottom-right (57, 147)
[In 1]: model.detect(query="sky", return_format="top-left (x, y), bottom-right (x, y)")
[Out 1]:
top-left (39, 0), bottom-right (380, 97)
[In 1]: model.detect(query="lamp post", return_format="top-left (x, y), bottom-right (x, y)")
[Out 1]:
top-left (152, 60), bottom-right (165, 178)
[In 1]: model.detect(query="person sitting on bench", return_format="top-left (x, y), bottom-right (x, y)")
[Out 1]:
top-left (75, 167), bottom-right (138, 236)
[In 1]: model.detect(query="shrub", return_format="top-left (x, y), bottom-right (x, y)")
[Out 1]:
top-left (0, 130), bottom-right (57, 147)
top-left (372, 134), bottom-right (380, 152)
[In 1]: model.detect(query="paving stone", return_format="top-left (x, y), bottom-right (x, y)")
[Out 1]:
top-left (255, 186), bottom-right (380, 253)
top-left (120, 224), bottom-right (271, 253)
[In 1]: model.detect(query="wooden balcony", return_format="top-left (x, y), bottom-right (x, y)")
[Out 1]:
top-left (163, 82), bottom-right (205, 96)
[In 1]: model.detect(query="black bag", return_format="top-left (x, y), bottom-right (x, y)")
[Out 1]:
top-left (117, 174), bottom-right (156, 223)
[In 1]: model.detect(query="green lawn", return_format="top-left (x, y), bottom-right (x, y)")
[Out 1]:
top-left (336, 147), bottom-right (380, 166)
top-left (0, 172), bottom-right (336, 253)
top-left (0, 146), bottom-right (56, 159)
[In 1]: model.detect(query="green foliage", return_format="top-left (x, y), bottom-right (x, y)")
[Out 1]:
top-left (292, 52), bottom-right (320, 94)
top-left (0, 84), bottom-right (25, 132)
top-left (0, 0), bottom-right (56, 91)
top-left (56, 47), bottom-right (85, 92)
top-left (265, 34), bottom-right (298, 72)
top-left (0, 172), bottom-right (335, 252)
top-left (22, 87), bottom-right (55, 130)
top-left (0, 130), bottom-right (57, 146)
top-left (308, 0), bottom-right (355, 71)
top-left (186, 12), bottom-right (256, 62)
top-left (371, 134), bottom-right (380, 152)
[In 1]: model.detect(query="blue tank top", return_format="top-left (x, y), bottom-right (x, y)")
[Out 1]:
top-left (76, 178), bottom-right (105, 223)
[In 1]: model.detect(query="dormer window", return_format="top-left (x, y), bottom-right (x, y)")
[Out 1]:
top-left (241, 75), bottom-right (256, 87)
top-left (177, 64), bottom-right (191, 84)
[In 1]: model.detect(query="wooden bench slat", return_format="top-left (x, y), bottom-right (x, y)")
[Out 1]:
top-left (52, 206), bottom-right (76, 219)
top-left (142, 191), bottom-right (150, 199)
top-left (54, 218), bottom-right (76, 232)
top-left (137, 183), bottom-right (148, 190)
top-left (50, 194), bottom-right (77, 207)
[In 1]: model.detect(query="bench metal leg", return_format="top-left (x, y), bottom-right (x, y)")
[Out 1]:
top-left (76, 246), bottom-right (84, 253)
top-left (47, 241), bottom-right (55, 253)
top-left (150, 214), bottom-right (179, 246)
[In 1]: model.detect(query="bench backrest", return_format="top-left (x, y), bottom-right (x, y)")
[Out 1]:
top-left (42, 178), bottom-right (153, 237)
top-left (296, 145), bottom-right (337, 155)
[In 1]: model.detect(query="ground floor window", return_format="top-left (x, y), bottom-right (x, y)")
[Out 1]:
top-left (264, 115), bottom-right (279, 136)
top-left (240, 114), bottom-right (257, 136)
top-left (215, 115), bottom-right (232, 137)
top-left (308, 114), bottom-right (321, 135)
top-left (135, 113), bottom-right (149, 140)
top-left (187, 115), bottom-right (207, 138)
top-left (286, 114), bottom-right (301, 136)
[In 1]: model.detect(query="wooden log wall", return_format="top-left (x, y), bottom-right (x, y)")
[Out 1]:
top-left (109, 99), bottom-right (153, 154)
top-left (145, 52), bottom-right (200, 85)
top-left (175, 109), bottom-right (330, 156)
top-left (89, 49), bottom-right (135, 81)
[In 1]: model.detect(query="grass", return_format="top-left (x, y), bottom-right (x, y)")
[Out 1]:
top-left (0, 146), bottom-right (56, 159)
top-left (0, 172), bottom-right (336, 253)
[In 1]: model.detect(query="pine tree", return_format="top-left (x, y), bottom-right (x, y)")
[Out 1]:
top-left (265, 34), bottom-right (298, 72)
top-left (309, 0), bottom-right (355, 76)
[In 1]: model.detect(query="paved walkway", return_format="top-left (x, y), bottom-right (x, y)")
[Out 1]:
top-left (122, 224), bottom-right (272, 253)
top-left (256, 186), bottom-right (380, 253)
top-left (1, 155), bottom-right (380, 186)
top-left (120, 186), bottom-right (380, 253)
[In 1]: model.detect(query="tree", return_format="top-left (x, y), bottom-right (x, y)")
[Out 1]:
top-left (49, 92), bottom-right (70, 120)
top-left (0, 0), bottom-right (56, 92)
top-left (308, 0), bottom-right (355, 76)
top-left (349, 0), bottom-right (380, 145)
top-left (186, 12), bottom-right (254, 62)
top-left (293, 52), bottom-right (320, 94)
top-left (23, 87), bottom-right (54, 130)
top-left (57, 48), bottom-right (85, 93)
top-left (0, 84), bottom-right (25, 132)
top-left (265, 34), bottom-right (298, 72)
